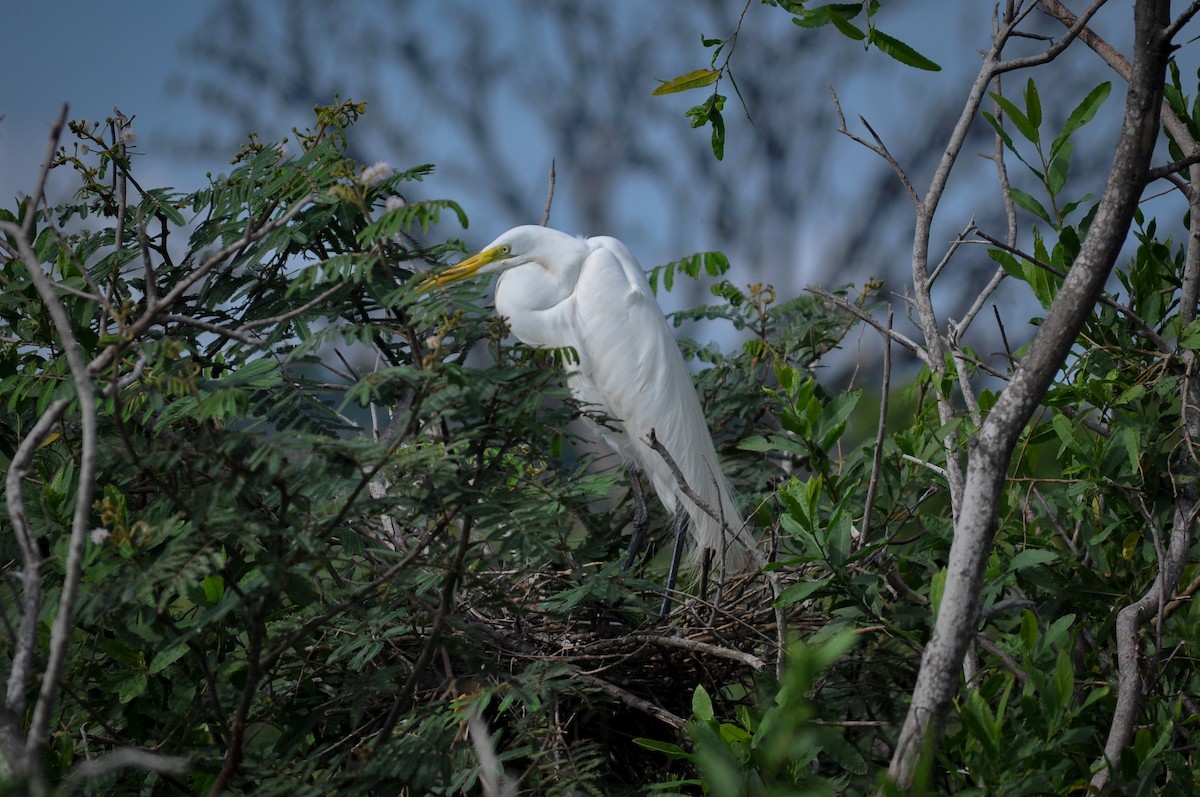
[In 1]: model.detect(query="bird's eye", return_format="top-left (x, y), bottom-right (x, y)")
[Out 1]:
top-left (499, 244), bottom-right (512, 255)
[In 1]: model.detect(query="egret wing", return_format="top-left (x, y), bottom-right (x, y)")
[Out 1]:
top-left (572, 239), bottom-right (746, 565)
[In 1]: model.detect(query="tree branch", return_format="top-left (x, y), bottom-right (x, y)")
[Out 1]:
top-left (887, 0), bottom-right (1172, 788)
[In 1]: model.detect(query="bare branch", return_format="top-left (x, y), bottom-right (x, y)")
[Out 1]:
top-left (860, 306), bottom-right (893, 549)
top-left (539, 159), bottom-right (556, 227)
top-left (1147, 151), bottom-right (1200, 182)
top-left (806, 286), bottom-right (931, 367)
top-left (21, 104), bottom-right (68, 240)
top-left (993, 0), bottom-right (1109, 74)
top-left (0, 217), bottom-right (100, 766)
top-left (62, 748), bottom-right (190, 795)
top-left (234, 280), bottom-right (347, 334)
top-left (829, 86), bottom-right (920, 208)
top-left (163, 314), bottom-right (267, 346)
top-left (574, 672), bottom-right (686, 729)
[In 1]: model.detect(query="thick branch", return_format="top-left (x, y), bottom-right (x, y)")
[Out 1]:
top-left (887, 0), bottom-right (1171, 788)
top-left (0, 217), bottom-right (100, 769)
top-left (1092, 163), bottom-right (1200, 790)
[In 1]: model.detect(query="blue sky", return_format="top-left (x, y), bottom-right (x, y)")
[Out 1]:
top-left (4, 1), bottom-right (1189, 327)
top-left (2, 4), bottom-right (217, 202)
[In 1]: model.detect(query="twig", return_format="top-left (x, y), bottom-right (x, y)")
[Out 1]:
top-left (829, 86), bottom-right (919, 209)
top-left (163, 314), bottom-right (267, 346)
top-left (974, 633), bottom-right (1030, 685)
top-left (0, 217), bottom-right (100, 763)
top-left (1165, 0), bottom-right (1200, 40)
top-left (859, 306), bottom-right (893, 549)
top-left (805, 286), bottom-right (931, 367)
top-left (900, 454), bottom-right (948, 479)
top-left (645, 430), bottom-right (786, 673)
top-left (139, 210), bottom-right (158, 309)
top-left (62, 748), bottom-right (189, 794)
top-left (571, 633), bottom-right (766, 672)
top-left (992, 0), bottom-right (1107, 74)
top-left (3, 396), bottom-right (72, 730)
top-left (539, 159), bottom-right (556, 227)
top-left (973, 230), bottom-right (1172, 353)
top-left (929, 219), bottom-right (977, 286)
top-left (235, 280), bottom-right (347, 333)
top-left (1147, 152), bottom-right (1200, 182)
top-left (207, 611), bottom-right (265, 796)
top-left (951, 267), bottom-right (1007, 345)
top-left (21, 104), bottom-right (68, 240)
top-left (574, 672), bottom-right (686, 729)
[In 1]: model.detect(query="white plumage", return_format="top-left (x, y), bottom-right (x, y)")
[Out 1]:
top-left (427, 225), bottom-right (754, 570)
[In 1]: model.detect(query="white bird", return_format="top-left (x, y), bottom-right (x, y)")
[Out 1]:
top-left (425, 225), bottom-right (756, 578)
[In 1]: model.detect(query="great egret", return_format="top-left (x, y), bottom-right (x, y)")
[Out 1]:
top-left (425, 225), bottom-right (756, 580)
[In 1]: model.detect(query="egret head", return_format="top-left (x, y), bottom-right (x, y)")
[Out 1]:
top-left (421, 225), bottom-right (582, 289)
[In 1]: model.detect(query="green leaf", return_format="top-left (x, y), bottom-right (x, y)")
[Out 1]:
top-left (989, 92), bottom-right (1039, 145)
top-left (1047, 141), bottom-right (1072, 197)
top-left (870, 29), bottom-right (941, 71)
top-left (149, 642), bottom-right (190, 675)
top-left (202, 573), bottom-right (225, 604)
top-left (1010, 187), bottom-right (1054, 225)
top-left (791, 3), bottom-right (864, 29)
top-left (702, 251), bottom-right (730, 276)
top-left (632, 738), bottom-right (691, 759)
top-left (652, 68), bottom-right (720, 96)
top-left (1054, 647), bottom-right (1075, 714)
top-left (118, 671), bottom-right (148, 704)
top-left (692, 685), bottom-right (715, 722)
top-left (981, 110), bottom-right (1016, 151)
top-left (710, 104), bottom-right (726, 161)
top-left (960, 689), bottom-right (1001, 761)
top-left (826, 9), bottom-right (866, 41)
top-left (930, 567), bottom-right (947, 620)
top-left (1024, 78), bottom-right (1042, 130)
top-left (1052, 82), bottom-right (1111, 157)
top-left (1020, 610), bottom-right (1039, 652)
top-left (775, 577), bottom-right (830, 607)
top-left (987, 247), bottom-right (1022, 279)
top-left (1179, 318), bottom-right (1200, 349)
top-left (1009, 548), bottom-right (1058, 571)
top-left (823, 730), bottom-right (868, 774)
top-left (1042, 614), bottom-right (1076, 651)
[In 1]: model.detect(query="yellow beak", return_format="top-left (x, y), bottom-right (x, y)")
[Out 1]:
top-left (419, 247), bottom-right (504, 292)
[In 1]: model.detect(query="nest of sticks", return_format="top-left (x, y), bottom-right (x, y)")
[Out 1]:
top-left (423, 558), bottom-right (829, 786)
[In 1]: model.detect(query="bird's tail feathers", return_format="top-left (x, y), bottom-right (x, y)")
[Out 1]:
top-left (682, 476), bottom-right (760, 574)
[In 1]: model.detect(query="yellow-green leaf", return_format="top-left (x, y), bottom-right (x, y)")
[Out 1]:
top-left (652, 68), bottom-right (720, 96)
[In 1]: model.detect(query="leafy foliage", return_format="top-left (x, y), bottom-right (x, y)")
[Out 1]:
top-left (5, 6), bottom-right (1200, 795)
top-left (0, 103), bottom-right (855, 795)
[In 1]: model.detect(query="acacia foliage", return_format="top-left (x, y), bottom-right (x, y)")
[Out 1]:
top-left (0, 103), bottom-right (851, 794)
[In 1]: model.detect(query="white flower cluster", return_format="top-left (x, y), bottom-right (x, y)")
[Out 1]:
top-left (359, 161), bottom-right (392, 187)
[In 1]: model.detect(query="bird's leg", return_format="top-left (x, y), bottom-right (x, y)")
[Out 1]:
top-left (621, 470), bottom-right (650, 573)
top-left (658, 507), bottom-right (690, 618)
